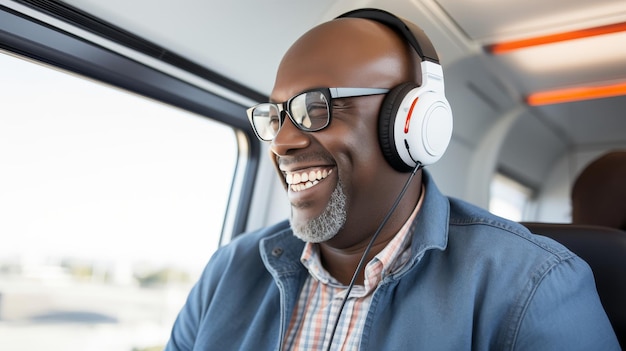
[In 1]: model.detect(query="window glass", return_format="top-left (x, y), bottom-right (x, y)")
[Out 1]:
top-left (489, 172), bottom-right (533, 222)
top-left (0, 51), bottom-right (238, 350)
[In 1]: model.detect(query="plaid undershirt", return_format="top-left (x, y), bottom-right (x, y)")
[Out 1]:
top-left (283, 187), bottom-right (424, 351)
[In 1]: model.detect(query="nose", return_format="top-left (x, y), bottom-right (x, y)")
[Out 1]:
top-left (270, 113), bottom-right (310, 156)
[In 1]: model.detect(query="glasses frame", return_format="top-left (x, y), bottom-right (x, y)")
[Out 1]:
top-left (247, 87), bottom-right (389, 141)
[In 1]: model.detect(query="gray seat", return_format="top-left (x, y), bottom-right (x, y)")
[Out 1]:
top-left (522, 222), bottom-right (626, 348)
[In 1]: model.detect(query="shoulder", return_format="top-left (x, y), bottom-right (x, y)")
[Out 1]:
top-left (446, 196), bottom-right (572, 261)
top-left (417, 173), bottom-right (575, 275)
top-left (442, 199), bottom-right (618, 347)
top-left (440, 196), bottom-right (590, 309)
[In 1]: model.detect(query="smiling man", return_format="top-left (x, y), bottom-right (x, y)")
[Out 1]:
top-left (166, 8), bottom-right (619, 351)
top-left (267, 12), bottom-right (425, 287)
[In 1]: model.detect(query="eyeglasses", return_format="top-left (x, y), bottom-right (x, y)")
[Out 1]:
top-left (247, 87), bottom-right (389, 141)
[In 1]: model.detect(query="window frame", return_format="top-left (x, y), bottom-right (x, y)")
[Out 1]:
top-left (0, 1), bottom-right (262, 239)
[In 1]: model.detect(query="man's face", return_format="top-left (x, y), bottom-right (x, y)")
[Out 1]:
top-left (270, 91), bottom-right (386, 244)
top-left (268, 19), bottom-right (412, 247)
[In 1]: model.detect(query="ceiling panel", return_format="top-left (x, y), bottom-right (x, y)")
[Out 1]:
top-left (434, 0), bottom-right (626, 42)
top-left (485, 31), bottom-right (626, 93)
top-left (538, 95), bottom-right (626, 146)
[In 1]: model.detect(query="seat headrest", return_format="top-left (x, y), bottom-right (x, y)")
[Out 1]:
top-left (571, 150), bottom-right (626, 230)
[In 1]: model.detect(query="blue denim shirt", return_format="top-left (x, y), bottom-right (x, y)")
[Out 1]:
top-left (166, 172), bottom-right (620, 350)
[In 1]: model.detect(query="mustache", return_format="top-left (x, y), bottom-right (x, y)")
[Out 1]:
top-left (277, 151), bottom-right (335, 168)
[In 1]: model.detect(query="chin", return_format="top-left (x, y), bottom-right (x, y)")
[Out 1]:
top-left (289, 182), bottom-right (347, 243)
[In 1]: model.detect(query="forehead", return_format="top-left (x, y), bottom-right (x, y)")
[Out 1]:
top-left (271, 18), bottom-right (411, 102)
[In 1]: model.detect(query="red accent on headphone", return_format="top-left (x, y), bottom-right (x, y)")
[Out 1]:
top-left (404, 97), bottom-right (419, 133)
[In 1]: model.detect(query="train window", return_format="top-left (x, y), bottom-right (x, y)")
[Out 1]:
top-left (0, 51), bottom-right (238, 350)
top-left (489, 172), bottom-right (533, 221)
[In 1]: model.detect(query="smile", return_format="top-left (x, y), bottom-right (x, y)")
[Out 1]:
top-left (285, 168), bottom-right (333, 192)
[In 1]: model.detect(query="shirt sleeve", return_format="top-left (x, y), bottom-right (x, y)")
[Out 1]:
top-left (164, 269), bottom-right (208, 351)
top-left (164, 247), bottom-right (228, 351)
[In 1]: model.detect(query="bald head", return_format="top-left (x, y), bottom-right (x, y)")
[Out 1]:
top-left (271, 17), bottom-right (418, 101)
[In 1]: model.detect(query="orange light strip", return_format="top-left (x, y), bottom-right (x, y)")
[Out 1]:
top-left (527, 81), bottom-right (626, 106)
top-left (488, 22), bottom-right (626, 54)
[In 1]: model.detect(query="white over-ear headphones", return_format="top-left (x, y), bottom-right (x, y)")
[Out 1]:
top-left (336, 8), bottom-right (453, 171)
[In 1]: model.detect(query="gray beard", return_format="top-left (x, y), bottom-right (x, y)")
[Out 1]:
top-left (290, 181), bottom-right (347, 243)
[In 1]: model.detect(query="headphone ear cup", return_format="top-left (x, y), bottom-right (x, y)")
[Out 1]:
top-left (378, 82), bottom-right (418, 172)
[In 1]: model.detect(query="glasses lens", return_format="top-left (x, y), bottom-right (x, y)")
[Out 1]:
top-left (289, 91), bottom-right (330, 131)
top-left (251, 104), bottom-right (281, 141)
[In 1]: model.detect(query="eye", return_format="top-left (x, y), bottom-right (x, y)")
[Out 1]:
top-left (306, 101), bottom-right (327, 117)
top-left (268, 112), bottom-right (280, 132)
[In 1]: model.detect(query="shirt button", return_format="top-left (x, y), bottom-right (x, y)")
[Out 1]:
top-left (272, 247), bottom-right (284, 257)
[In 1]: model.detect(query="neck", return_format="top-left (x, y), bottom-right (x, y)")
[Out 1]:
top-left (318, 238), bottom-right (393, 285)
top-left (318, 175), bottom-right (422, 285)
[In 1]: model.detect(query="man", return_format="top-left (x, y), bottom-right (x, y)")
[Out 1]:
top-left (166, 8), bottom-right (619, 350)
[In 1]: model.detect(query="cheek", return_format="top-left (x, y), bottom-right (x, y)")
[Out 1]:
top-left (352, 124), bottom-right (385, 165)
top-left (331, 115), bottom-right (390, 184)
top-left (348, 100), bottom-right (389, 168)
top-left (318, 95), bottom-right (395, 183)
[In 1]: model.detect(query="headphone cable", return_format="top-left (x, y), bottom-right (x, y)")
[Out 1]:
top-left (324, 162), bottom-right (422, 351)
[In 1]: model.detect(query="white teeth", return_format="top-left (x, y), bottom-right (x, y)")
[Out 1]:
top-left (285, 169), bottom-right (332, 192)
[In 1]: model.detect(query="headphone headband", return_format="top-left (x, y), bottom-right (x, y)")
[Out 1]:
top-left (335, 8), bottom-right (439, 63)
top-left (335, 8), bottom-right (453, 169)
